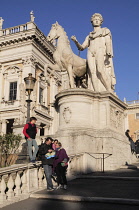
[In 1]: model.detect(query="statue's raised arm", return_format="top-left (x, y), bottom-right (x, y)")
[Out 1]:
top-left (71, 35), bottom-right (89, 51)
top-left (71, 35), bottom-right (84, 51)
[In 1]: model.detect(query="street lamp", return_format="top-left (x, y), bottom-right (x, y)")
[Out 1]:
top-left (24, 73), bottom-right (36, 123)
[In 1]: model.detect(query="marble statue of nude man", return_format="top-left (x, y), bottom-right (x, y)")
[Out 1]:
top-left (71, 13), bottom-right (116, 92)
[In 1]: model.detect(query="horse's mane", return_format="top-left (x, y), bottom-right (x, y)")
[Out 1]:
top-left (56, 24), bottom-right (70, 46)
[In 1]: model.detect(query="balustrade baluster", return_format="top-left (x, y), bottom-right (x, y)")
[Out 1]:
top-left (20, 26), bottom-right (23, 31)
top-left (21, 170), bottom-right (28, 194)
top-left (38, 168), bottom-right (43, 188)
top-left (14, 173), bottom-right (21, 197)
top-left (0, 176), bottom-right (7, 203)
top-left (7, 175), bottom-right (14, 201)
top-left (6, 29), bottom-right (9, 35)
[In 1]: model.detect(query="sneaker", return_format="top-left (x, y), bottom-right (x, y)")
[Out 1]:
top-left (56, 184), bottom-right (63, 189)
top-left (52, 186), bottom-right (57, 189)
top-left (63, 185), bottom-right (67, 190)
top-left (47, 188), bottom-right (54, 191)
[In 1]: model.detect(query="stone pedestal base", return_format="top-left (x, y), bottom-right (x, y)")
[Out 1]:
top-left (55, 89), bottom-right (137, 172)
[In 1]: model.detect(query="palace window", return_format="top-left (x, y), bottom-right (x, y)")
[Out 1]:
top-left (136, 113), bottom-right (139, 119)
top-left (6, 119), bottom-right (14, 134)
top-left (9, 82), bottom-right (17, 101)
top-left (39, 87), bottom-right (44, 104)
top-left (40, 123), bottom-right (45, 136)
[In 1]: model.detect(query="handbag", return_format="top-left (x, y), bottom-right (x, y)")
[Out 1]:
top-left (61, 158), bottom-right (68, 167)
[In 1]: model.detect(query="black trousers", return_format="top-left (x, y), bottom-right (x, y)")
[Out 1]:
top-left (55, 163), bottom-right (67, 185)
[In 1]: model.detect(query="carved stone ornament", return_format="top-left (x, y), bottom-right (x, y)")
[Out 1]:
top-left (63, 107), bottom-right (72, 123)
top-left (110, 106), bottom-right (123, 130)
top-left (22, 56), bottom-right (37, 66)
top-left (13, 118), bottom-right (20, 125)
top-left (3, 65), bottom-right (22, 75)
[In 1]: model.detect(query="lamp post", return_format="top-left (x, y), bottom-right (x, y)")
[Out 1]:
top-left (24, 73), bottom-right (36, 123)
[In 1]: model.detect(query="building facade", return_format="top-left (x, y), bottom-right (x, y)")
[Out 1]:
top-left (0, 13), bottom-right (62, 141)
top-left (125, 100), bottom-right (139, 141)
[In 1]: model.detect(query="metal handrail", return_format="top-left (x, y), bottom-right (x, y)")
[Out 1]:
top-left (85, 152), bottom-right (112, 173)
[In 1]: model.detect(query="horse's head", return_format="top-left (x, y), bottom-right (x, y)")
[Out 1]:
top-left (47, 21), bottom-right (60, 42)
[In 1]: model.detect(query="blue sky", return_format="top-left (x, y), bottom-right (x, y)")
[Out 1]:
top-left (1, 0), bottom-right (139, 101)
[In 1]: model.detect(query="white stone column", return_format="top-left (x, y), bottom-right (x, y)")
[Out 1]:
top-left (36, 76), bottom-right (40, 106)
top-left (44, 124), bottom-right (49, 136)
top-left (0, 120), bottom-right (2, 135)
top-left (0, 64), bottom-right (3, 101)
top-left (1, 119), bottom-right (9, 134)
top-left (36, 121), bottom-right (40, 138)
top-left (2, 73), bottom-right (8, 100)
top-left (17, 69), bottom-right (22, 101)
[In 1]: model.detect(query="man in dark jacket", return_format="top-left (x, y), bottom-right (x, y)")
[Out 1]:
top-left (23, 117), bottom-right (38, 163)
top-left (125, 129), bottom-right (136, 153)
top-left (39, 137), bottom-right (54, 191)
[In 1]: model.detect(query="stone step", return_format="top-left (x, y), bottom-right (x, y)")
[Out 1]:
top-left (77, 175), bottom-right (139, 180)
top-left (120, 164), bottom-right (138, 169)
top-left (30, 172), bottom-right (139, 206)
top-left (30, 193), bottom-right (139, 206)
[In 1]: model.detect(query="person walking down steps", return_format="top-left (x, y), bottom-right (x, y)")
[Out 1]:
top-left (23, 117), bottom-right (38, 163)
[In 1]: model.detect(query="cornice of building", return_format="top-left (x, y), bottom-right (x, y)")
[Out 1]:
top-left (34, 108), bottom-right (53, 121)
top-left (125, 100), bottom-right (139, 110)
top-left (0, 22), bottom-right (55, 63)
top-left (127, 104), bottom-right (139, 110)
top-left (0, 107), bottom-right (20, 112)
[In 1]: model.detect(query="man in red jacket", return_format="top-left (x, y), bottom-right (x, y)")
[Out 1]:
top-left (23, 117), bottom-right (38, 163)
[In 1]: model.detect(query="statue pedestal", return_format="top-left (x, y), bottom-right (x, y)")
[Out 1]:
top-left (55, 89), bottom-right (136, 172)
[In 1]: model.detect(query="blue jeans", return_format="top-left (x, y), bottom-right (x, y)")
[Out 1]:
top-left (27, 138), bottom-right (38, 161)
top-left (43, 164), bottom-right (53, 189)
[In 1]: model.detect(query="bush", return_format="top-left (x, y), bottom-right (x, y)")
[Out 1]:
top-left (0, 133), bottom-right (22, 167)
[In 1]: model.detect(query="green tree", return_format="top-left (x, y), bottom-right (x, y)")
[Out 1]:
top-left (0, 133), bottom-right (22, 167)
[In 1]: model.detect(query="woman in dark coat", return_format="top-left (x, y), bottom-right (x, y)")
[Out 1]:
top-left (53, 142), bottom-right (69, 190)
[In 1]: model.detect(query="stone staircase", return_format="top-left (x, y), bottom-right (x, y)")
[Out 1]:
top-left (30, 167), bottom-right (139, 207)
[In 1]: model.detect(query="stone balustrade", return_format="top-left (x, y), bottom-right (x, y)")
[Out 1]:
top-left (2, 24), bottom-right (28, 36)
top-left (0, 153), bottom-right (85, 208)
top-left (0, 162), bottom-right (46, 208)
top-left (0, 22), bottom-right (36, 36)
top-left (126, 100), bottom-right (139, 105)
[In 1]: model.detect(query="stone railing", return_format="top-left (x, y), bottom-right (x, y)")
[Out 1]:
top-left (0, 162), bottom-right (46, 208)
top-left (0, 152), bottom-right (97, 208)
top-left (2, 24), bottom-right (28, 36)
top-left (126, 100), bottom-right (139, 105)
top-left (1, 22), bottom-right (36, 36)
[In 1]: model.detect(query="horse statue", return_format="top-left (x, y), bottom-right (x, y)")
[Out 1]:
top-left (47, 22), bottom-right (87, 88)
